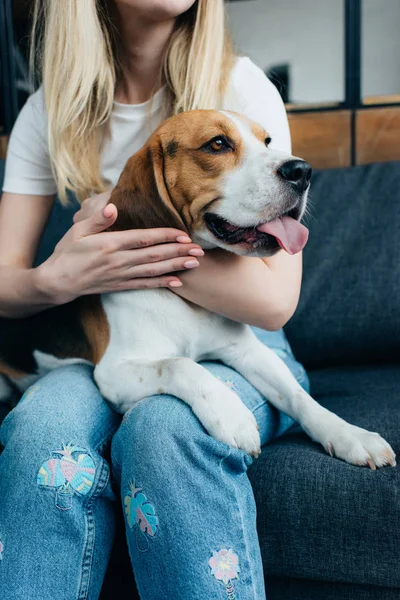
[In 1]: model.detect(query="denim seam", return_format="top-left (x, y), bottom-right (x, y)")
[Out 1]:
top-left (94, 423), bottom-right (120, 455)
top-left (77, 457), bottom-right (110, 599)
top-left (250, 400), bottom-right (270, 415)
top-left (220, 452), bottom-right (259, 599)
top-left (231, 476), bottom-right (259, 599)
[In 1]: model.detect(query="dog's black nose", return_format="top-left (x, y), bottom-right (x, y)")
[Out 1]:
top-left (277, 160), bottom-right (312, 193)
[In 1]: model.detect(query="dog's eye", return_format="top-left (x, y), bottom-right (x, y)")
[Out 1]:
top-left (202, 136), bottom-right (232, 154)
top-left (265, 136), bottom-right (272, 147)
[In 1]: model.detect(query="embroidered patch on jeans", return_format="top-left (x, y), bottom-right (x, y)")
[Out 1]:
top-left (124, 481), bottom-right (159, 552)
top-left (0, 539), bottom-right (3, 561)
top-left (37, 443), bottom-right (96, 509)
top-left (209, 548), bottom-right (240, 599)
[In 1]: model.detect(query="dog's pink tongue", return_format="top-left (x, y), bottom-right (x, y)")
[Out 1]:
top-left (257, 216), bottom-right (309, 255)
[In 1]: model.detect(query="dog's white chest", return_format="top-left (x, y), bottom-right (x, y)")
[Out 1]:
top-left (101, 289), bottom-right (241, 362)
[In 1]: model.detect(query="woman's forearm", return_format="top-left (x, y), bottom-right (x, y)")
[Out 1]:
top-left (1, 248), bottom-right (302, 327)
top-left (174, 249), bottom-right (303, 330)
top-left (0, 265), bottom-right (57, 318)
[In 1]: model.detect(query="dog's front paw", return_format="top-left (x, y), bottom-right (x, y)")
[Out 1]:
top-left (219, 406), bottom-right (261, 458)
top-left (193, 391), bottom-right (261, 457)
top-left (324, 424), bottom-right (396, 469)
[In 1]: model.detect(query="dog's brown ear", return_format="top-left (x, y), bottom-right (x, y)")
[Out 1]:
top-left (108, 135), bottom-right (187, 233)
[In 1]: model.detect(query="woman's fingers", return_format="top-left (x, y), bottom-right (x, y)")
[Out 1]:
top-left (73, 191), bottom-right (112, 224)
top-left (125, 256), bottom-right (201, 279)
top-left (115, 242), bottom-right (204, 268)
top-left (114, 276), bottom-right (184, 291)
top-left (75, 204), bottom-right (118, 236)
top-left (110, 227), bottom-right (192, 250)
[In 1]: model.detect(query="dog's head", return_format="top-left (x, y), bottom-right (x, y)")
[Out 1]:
top-left (109, 110), bottom-right (311, 257)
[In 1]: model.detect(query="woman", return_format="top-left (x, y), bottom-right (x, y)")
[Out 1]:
top-left (0, 1), bottom-right (309, 598)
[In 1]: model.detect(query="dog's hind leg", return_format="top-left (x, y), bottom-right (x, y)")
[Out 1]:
top-left (94, 357), bottom-right (261, 456)
top-left (217, 333), bottom-right (396, 469)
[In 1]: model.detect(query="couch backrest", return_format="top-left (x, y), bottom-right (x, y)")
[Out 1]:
top-left (285, 161), bottom-right (400, 369)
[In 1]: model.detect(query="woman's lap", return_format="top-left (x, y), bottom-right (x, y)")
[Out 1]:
top-left (0, 328), bottom-right (307, 599)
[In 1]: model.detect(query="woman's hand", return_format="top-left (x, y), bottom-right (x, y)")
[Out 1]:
top-left (36, 203), bottom-right (204, 305)
top-left (73, 191), bottom-right (111, 224)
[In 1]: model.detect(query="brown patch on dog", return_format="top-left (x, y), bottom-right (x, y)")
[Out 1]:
top-left (107, 110), bottom-right (259, 238)
top-left (108, 138), bottom-right (187, 233)
top-left (79, 296), bottom-right (110, 364)
top-left (0, 359), bottom-right (27, 379)
top-left (250, 122), bottom-right (270, 145)
top-left (158, 368), bottom-right (163, 377)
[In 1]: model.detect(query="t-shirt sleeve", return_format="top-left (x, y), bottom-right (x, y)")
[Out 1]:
top-left (225, 57), bottom-right (292, 154)
top-left (2, 88), bottom-right (57, 196)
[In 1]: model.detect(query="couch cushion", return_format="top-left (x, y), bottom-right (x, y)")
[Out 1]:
top-left (285, 161), bottom-right (400, 369)
top-left (249, 364), bottom-right (400, 590)
top-left (265, 578), bottom-right (399, 600)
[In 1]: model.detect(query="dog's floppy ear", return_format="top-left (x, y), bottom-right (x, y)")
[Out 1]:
top-left (108, 135), bottom-right (187, 233)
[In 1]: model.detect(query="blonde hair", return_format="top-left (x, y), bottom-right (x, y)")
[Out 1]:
top-left (31, 0), bottom-right (235, 203)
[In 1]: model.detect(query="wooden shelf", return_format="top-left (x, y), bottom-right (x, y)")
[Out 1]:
top-left (357, 106), bottom-right (400, 165)
top-left (288, 110), bottom-right (351, 169)
top-left (286, 101), bottom-right (342, 112)
top-left (363, 94), bottom-right (400, 105)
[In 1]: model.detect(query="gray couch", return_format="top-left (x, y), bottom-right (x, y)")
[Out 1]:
top-left (1, 159), bottom-right (399, 599)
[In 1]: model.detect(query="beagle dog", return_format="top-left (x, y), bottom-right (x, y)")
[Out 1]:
top-left (0, 110), bottom-right (396, 468)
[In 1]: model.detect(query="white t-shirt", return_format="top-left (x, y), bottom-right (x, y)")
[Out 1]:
top-left (2, 57), bottom-right (291, 196)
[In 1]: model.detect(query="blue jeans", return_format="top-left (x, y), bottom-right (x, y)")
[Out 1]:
top-left (0, 328), bottom-right (309, 600)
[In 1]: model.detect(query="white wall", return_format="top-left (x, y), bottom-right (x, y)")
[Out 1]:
top-left (226, 0), bottom-right (345, 104)
top-left (227, 0), bottom-right (400, 104)
top-left (362, 0), bottom-right (400, 98)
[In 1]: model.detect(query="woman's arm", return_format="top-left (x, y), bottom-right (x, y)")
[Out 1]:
top-left (0, 192), bottom-right (203, 318)
top-left (0, 192), bottom-right (58, 316)
top-left (175, 250), bottom-right (302, 330)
